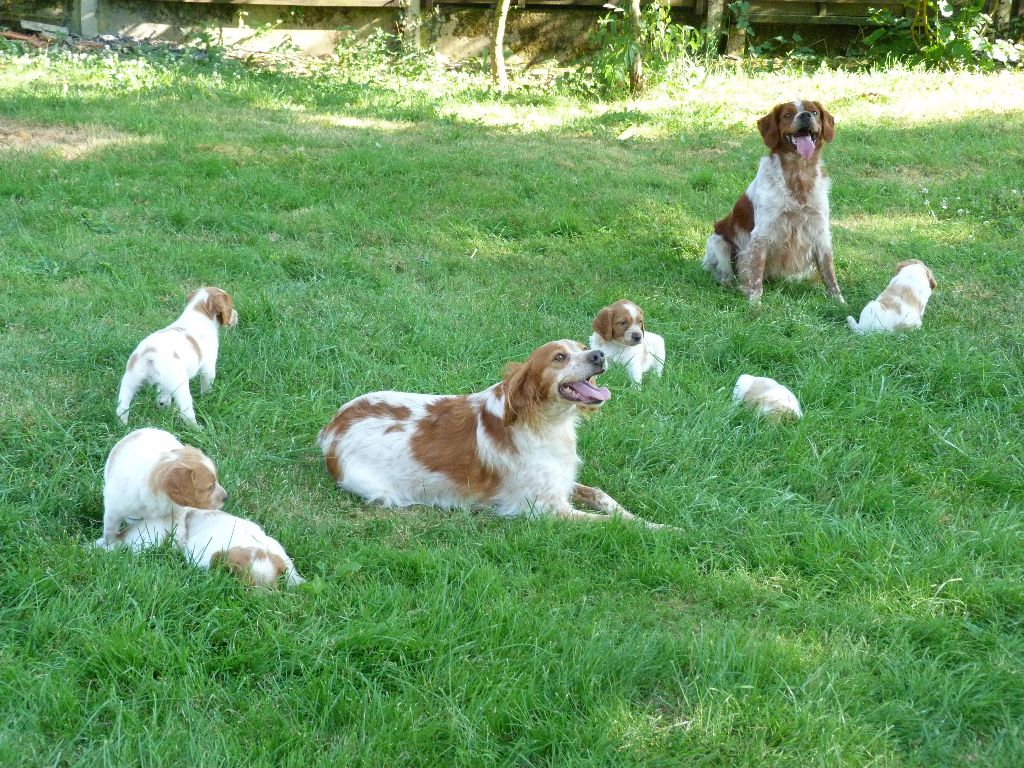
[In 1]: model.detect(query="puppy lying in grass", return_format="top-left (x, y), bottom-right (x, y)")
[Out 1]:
top-left (733, 375), bottom-right (803, 421)
top-left (108, 507), bottom-right (304, 588)
top-left (847, 260), bottom-right (937, 334)
top-left (116, 287), bottom-right (238, 427)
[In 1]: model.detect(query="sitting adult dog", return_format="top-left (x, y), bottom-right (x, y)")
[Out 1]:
top-left (703, 100), bottom-right (844, 304)
top-left (317, 340), bottom-right (669, 529)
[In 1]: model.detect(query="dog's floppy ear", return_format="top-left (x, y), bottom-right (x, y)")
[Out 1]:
top-left (757, 107), bottom-right (781, 150)
top-left (152, 458), bottom-right (200, 508)
top-left (592, 307), bottom-right (614, 341)
top-left (814, 101), bottom-right (835, 143)
top-left (209, 290), bottom-right (234, 326)
top-left (502, 360), bottom-right (543, 426)
top-left (926, 268), bottom-right (937, 290)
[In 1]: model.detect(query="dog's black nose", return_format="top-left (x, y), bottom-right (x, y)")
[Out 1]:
top-left (796, 111), bottom-right (814, 126)
top-left (631, 332), bottom-right (643, 342)
top-left (588, 350), bottom-right (605, 365)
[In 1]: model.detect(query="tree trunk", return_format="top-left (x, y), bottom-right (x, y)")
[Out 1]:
top-left (705, 0), bottom-right (724, 52)
top-left (491, 0), bottom-right (512, 91)
top-left (627, 0), bottom-right (645, 95)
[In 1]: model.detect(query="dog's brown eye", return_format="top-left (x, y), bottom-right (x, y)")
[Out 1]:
top-left (812, 110), bottom-right (819, 116)
top-left (554, 353), bottom-right (567, 362)
top-left (618, 320), bottom-right (628, 326)
top-left (784, 113), bottom-right (793, 119)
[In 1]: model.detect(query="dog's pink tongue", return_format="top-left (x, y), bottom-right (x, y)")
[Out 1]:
top-left (795, 135), bottom-right (815, 159)
top-left (569, 380), bottom-right (611, 402)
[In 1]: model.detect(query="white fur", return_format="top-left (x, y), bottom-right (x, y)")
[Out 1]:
top-left (589, 302), bottom-right (666, 384)
top-left (847, 262), bottom-right (935, 334)
top-left (318, 341), bottom-right (669, 529)
top-left (703, 154), bottom-right (832, 287)
top-left (116, 288), bottom-right (238, 427)
top-left (95, 427), bottom-right (224, 547)
top-left (732, 375), bottom-right (803, 420)
top-left (107, 508), bottom-right (304, 587)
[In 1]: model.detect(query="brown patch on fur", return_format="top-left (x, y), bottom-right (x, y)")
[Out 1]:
top-left (410, 397), bottom-right (503, 501)
top-left (184, 334), bottom-right (203, 361)
top-left (384, 423), bottom-right (406, 434)
top-left (189, 287), bottom-right (235, 326)
top-left (149, 447), bottom-right (225, 509)
top-left (892, 285), bottom-right (924, 313)
top-left (211, 546), bottom-right (287, 587)
top-left (320, 399), bottom-right (413, 482)
top-left (714, 192), bottom-right (755, 248)
top-left (127, 353), bottom-right (139, 371)
top-left (479, 400), bottom-right (515, 452)
top-left (592, 300), bottom-right (644, 343)
top-left (779, 153), bottom-right (823, 204)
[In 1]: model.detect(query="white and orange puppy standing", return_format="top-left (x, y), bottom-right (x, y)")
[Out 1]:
top-left (589, 300), bottom-right (665, 384)
top-left (318, 340), bottom-right (671, 529)
top-left (847, 260), bottom-right (937, 334)
top-left (116, 287), bottom-right (238, 427)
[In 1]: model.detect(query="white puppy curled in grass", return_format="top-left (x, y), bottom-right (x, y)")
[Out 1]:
top-left (732, 375), bottom-right (803, 421)
top-left (108, 507), bottom-right (305, 588)
top-left (847, 260), bottom-right (937, 334)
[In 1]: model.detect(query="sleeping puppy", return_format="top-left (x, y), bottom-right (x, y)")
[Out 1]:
top-left (732, 375), bottom-right (803, 420)
top-left (589, 300), bottom-right (665, 384)
top-left (111, 508), bottom-right (304, 588)
top-left (704, 100), bottom-right (843, 304)
top-left (116, 287), bottom-right (238, 427)
top-left (318, 340), bottom-right (671, 529)
top-left (96, 427), bottom-right (227, 548)
top-left (847, 260), bottom-right (937, 334)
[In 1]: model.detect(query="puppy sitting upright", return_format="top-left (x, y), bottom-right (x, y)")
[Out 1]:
top-left (96, 427), bottom-right (227, 548)
top-left (704, 100), bottom-right (844, 304)
top-left (847, 260), bottom-right (937, 334)
top-left (589, 300), bottom-right (665, 384)
top-left (116, 287), bottom-right (238, 427)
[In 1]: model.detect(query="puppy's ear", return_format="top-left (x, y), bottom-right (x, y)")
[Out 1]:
top-left (814, 102), bottom-right (835, 143)
top-left (757, 108), bottom-right (781, 150)
top-left (205, 288), bottom-right (234, 325)
top-left (592, 307), bottom-right (614, 341)
top-left (502, 361), bottom-right (542, 426)
top-left (927, 268), bottom-right (937, 290)
top-left (152, 459), bottom-right (200, 507)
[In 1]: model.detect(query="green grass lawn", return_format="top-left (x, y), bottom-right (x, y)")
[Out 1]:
top-left (1, 48), bottom-right (1023, 766)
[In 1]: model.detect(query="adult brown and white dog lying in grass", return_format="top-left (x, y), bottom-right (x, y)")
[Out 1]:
top-left (318, 340), bottom-right (669, 528)
top-left (116, 287), bottom-right (238, 427)
top-left (96, 427), bottom-right (228, 547)
top-left (704, 100), bottom-right (844, 304)
top-left (847, 260), bottom-right (937, 334)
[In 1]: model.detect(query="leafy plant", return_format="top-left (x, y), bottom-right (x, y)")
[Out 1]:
top-left (572, 2), bottom-right (711, 95)
top-left (859, 0), bottom-right (1024, 68)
